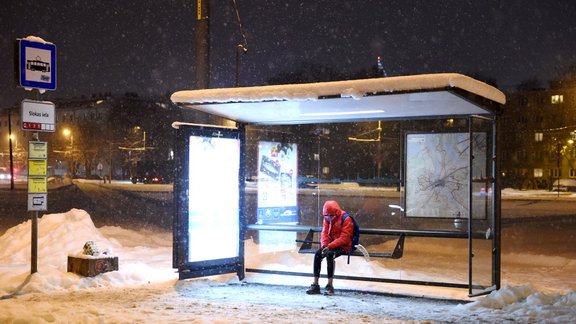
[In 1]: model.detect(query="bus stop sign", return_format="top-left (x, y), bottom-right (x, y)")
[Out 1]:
top-left (17, 38), bottom-right (57, 91)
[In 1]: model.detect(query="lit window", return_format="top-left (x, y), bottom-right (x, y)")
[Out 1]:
top-left (534, 169), bottom-right (543, 177)
top-left (534, 133), bottom-right (543, 142)
top-left (551, 95), bottom-right (564, 104)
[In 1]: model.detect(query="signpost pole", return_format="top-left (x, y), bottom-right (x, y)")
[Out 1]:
top-left (31, 132), bottom-right (40, 274)
top-left (31, 211), bottom-right (38, 273)
top-left (27, 134), bottom-right (48, 275)
top-left (15, 37), bottom-right (56, 275)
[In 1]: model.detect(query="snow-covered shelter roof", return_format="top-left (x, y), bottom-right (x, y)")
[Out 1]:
top-left (171, 73), bottom-right (505, 125)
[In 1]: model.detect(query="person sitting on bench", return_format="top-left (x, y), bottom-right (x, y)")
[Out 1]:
top-left (306, 200), bottom-right (354, 296)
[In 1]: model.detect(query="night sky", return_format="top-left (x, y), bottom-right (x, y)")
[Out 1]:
top-left (2, 0), bottom-right (576, 110)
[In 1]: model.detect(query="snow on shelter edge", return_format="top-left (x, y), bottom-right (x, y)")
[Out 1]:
top-left (170, 73), bottom-right (505, 124)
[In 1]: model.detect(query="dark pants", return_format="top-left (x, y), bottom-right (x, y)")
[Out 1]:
top-left (313, 247), bottom-right (345, 278)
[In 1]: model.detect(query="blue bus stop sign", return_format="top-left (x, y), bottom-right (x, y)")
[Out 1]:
top-left (18, 38), bottom-right (57, 91)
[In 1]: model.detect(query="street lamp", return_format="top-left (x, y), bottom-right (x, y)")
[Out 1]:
top-left (62, 128), bottom-right (73, 149)
top-left (555, 138), bottom-right (574, 196)
top-left (8, 110), bottom-right (14, 189)
top-left (62, 128), bottom-right (75, 177)
top-left (119, 126), bottom-right (148, 182)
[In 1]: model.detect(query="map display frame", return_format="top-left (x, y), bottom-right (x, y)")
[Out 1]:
top-left (405, 132), bottom-right (486, 218)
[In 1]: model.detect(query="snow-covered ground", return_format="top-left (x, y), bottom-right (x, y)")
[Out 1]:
top-left (0, 199), bottom-right (575, 323)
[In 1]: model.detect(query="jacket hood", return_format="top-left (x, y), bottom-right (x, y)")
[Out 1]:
top-left (322, 200), bottom-right (344, 217)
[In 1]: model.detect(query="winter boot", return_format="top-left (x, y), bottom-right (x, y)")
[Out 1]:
top-left (324, 284), bottom-right (334, 296)
top-left (306, 284), bottom-right (321, 295)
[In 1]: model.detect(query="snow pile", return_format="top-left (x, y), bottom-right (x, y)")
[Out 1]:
top-left (23, 35), bottom-right (53, 44)
top-left (0, 209), bottom-right (175, 297)
top-left (460, 285), bottom-right (576, 322)
top-left (0, 209), bottom-right (117, 265)
top-left (502, 188), bottom-right (576, 198)
top-left (0, 209), bottom-right (574, 322)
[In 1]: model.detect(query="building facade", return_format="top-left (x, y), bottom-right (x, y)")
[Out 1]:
top-left (500, 81), bottom-right (576, 190)
top-left (1, 93), bottom-right (185, 182)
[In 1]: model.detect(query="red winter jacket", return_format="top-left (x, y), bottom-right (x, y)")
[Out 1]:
top-left (320, 200), bottom-right (354, 253)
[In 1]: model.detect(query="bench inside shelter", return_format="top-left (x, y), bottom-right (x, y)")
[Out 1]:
top-left (297, 228), bottom-right (406, 260)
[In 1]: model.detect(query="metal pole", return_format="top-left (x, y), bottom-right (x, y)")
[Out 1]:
top-left (30, 90), bottom-right (41, 274)
top-left (317, 131), bottom-right (321, 227)
top-left (109, 143), bottom-right (113, 183)
top-left (467, 117), bottom-right (473, 295)
top-left (30, 132), bottom-right (40, 274)
top-left (8, 109), bottom-right (14, 190)
top-left (235, 46), bottom-right (240, 87)
top-left (195, 0), bottom-right (210, 89)
top-left (493, 115), bottom-right (501, 290)
top-left (557, 142), bottom-right (561, 197)
top-left (235, 44), bottom-right (247, 87)
top-left (31, 211), bottom-right (38, 273)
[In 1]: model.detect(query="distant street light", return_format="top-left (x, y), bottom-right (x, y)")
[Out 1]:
top-left (348, 121), bottom-right (382, 142)
top-left (119, 126), bottom-right (149, 181)
top-left (62, 128), bottom-right (74, 150)
top-left (61, 128), bottom-right (76, 177)
top-left (555, 138), bottom-right (574, 196)
top-left (556, 142), bottom-right (562, 196)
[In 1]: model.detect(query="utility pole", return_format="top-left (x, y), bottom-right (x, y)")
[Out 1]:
top-left (196, 0), bottom-right (210, 89)
top-left (8, 108), bottom-right (14, 190)
top-left (557, 142), bottom-right (562, 197)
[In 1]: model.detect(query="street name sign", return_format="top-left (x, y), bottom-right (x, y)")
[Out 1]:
top-left (21, 99), bottom-right (55, 132)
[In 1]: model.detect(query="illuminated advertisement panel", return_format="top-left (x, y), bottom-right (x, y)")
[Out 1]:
top-left (256, 141), bottom-right (298, 224)
top-left (187, 135), bottom-right (240, 262)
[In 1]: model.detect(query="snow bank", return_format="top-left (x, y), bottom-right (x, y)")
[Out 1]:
top-left (0, 209), bottom-right (176, 296)
top-left (459, 285), bottom-right (576, 322)
top-left (0, 209), bottom-right (118, 265)
top-left (0, 209), bottom-right (574, 322)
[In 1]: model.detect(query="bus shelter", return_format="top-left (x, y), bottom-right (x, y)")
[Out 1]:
top-left (170, 73), bottom-right (506, 297)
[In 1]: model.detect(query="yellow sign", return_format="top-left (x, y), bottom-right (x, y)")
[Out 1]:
top-left (29, 160), bottom-right (47, 176)
top-left (28, 177), bottom-right (47, 193)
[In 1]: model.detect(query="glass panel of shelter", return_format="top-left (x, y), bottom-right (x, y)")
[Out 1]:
top-left (243, 118), bottom-right (486, 289)
top-left (469, 116), bottom-right (497, 295)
